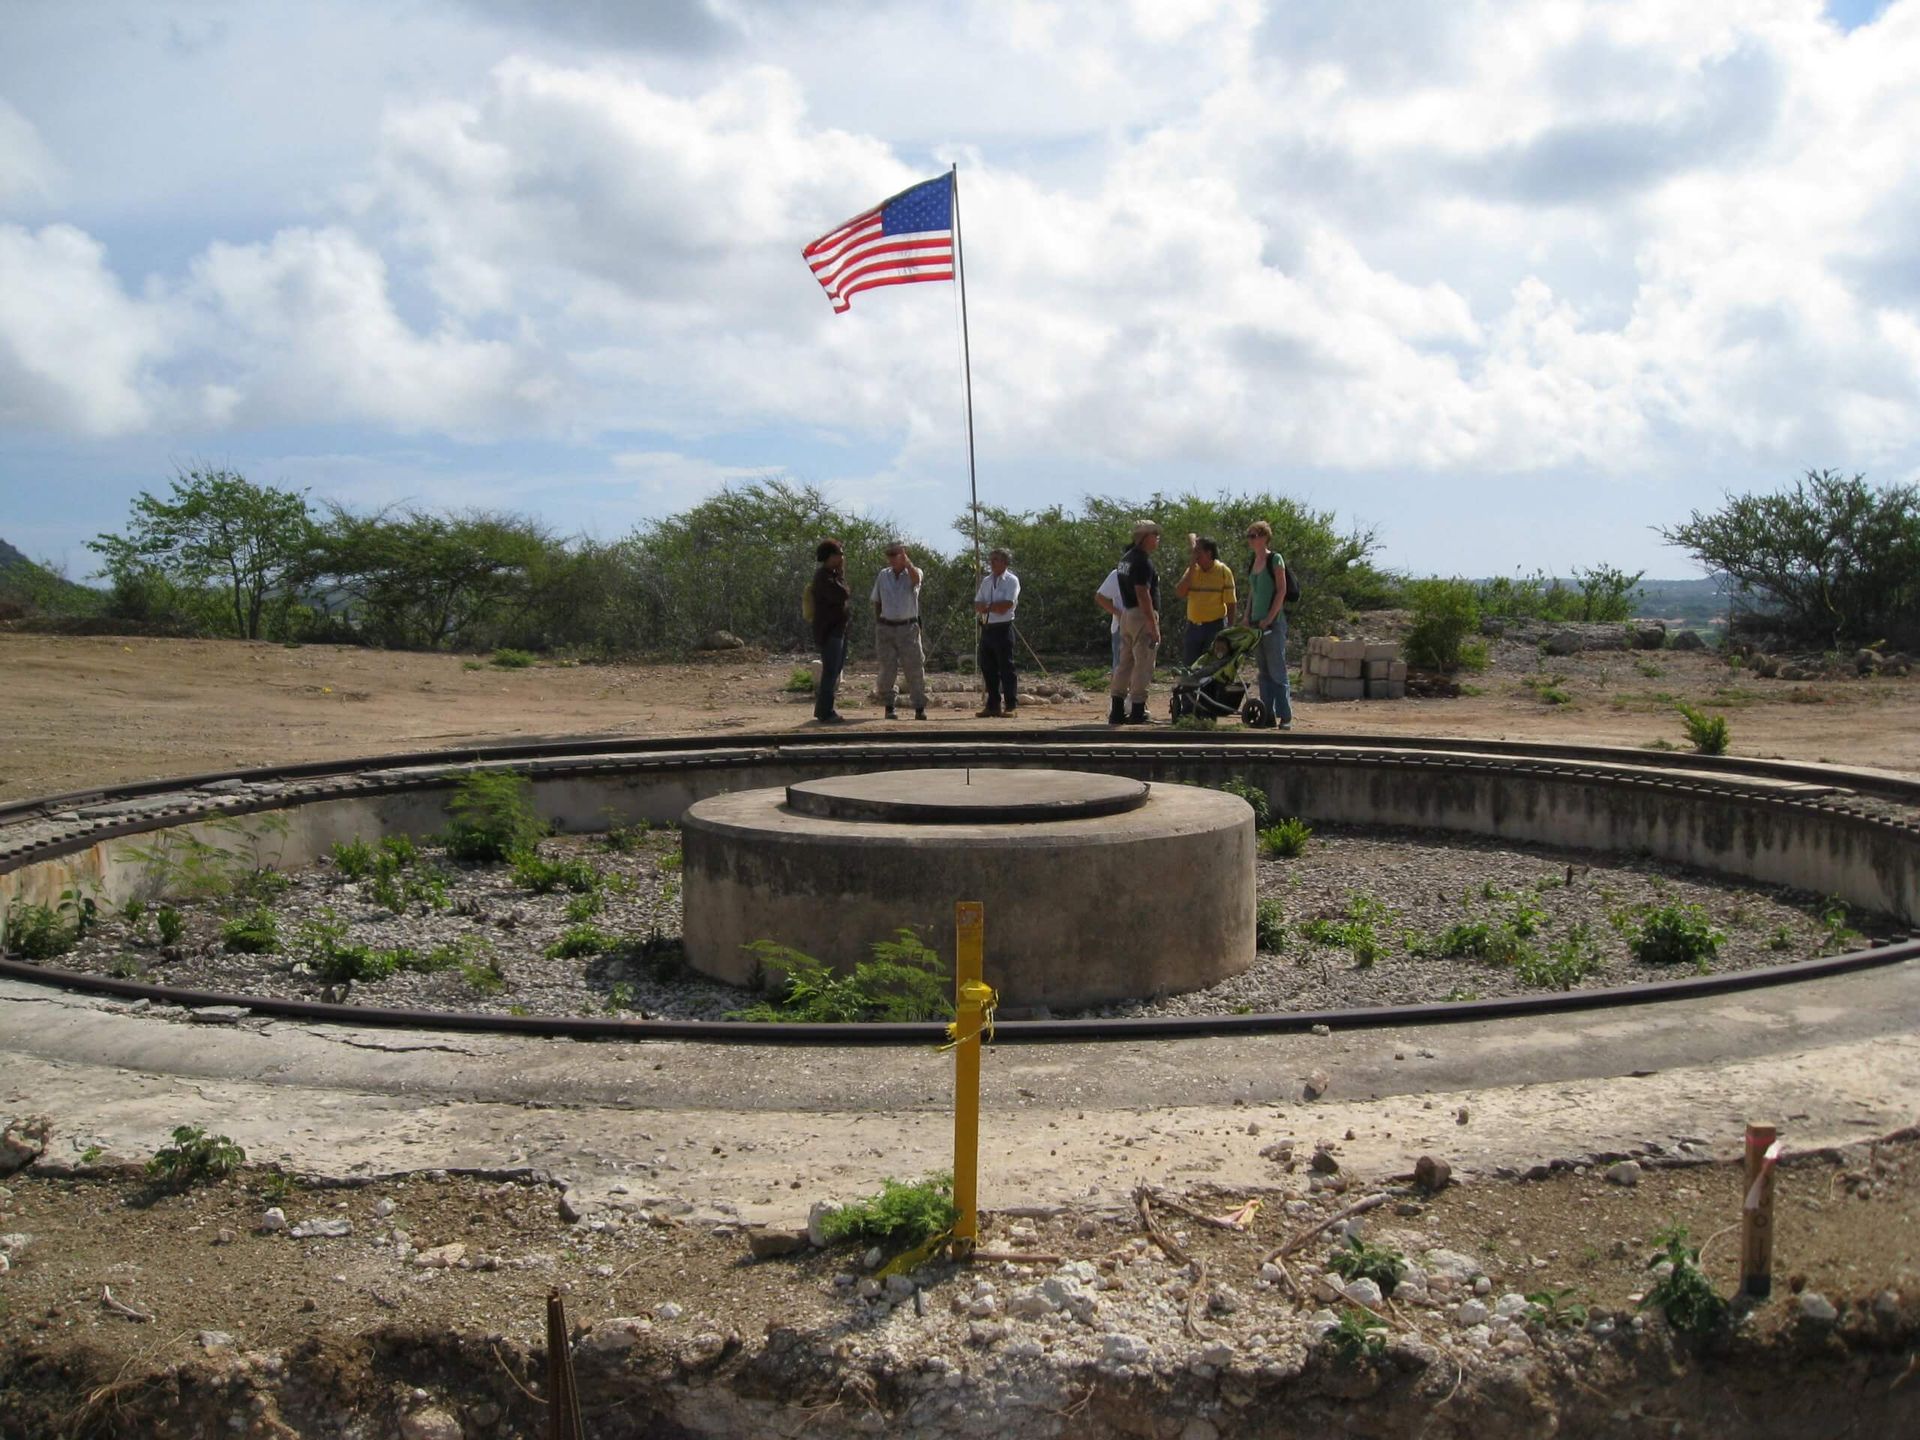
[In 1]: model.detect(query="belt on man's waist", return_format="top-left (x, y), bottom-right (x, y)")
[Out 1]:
top-left (877, 616), bottom-right (920, 626)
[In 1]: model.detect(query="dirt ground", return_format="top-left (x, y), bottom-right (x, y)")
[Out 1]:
top-left (2, 630), bottom-right (1918, 803)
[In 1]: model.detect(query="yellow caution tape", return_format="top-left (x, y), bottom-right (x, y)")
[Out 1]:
top-left (938, 979), bottom-right (1000, 1052)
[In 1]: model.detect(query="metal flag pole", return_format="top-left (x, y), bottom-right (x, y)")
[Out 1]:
top-left (951, 162), bottom-right (982, 579)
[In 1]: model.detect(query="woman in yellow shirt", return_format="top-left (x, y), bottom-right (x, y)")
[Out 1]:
top-left (1175, 534), bottom-right (1237, 665)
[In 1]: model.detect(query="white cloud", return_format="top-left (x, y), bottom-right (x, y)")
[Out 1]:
top-left (0, 99), bottom-right (61, 209)
top-left (0, 224), bottom-right (170, 435)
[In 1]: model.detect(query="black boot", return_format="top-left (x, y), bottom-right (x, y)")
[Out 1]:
top-left (1126, 702), bottom-right (1149, 725)
top-left (1108, 696), bottom-right (1126, 725)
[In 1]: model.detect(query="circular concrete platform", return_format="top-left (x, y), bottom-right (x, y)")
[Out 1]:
top-left (785, 768), bottom-right (1149, 824)
top-left (683, 771), bottom-right (1255, 1009)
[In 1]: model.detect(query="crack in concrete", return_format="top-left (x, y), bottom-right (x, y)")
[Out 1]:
top-left (288, 1027), bottom-right (481, 1057)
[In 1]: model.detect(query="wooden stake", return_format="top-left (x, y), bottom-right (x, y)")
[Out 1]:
top-left (545, 1288), bottom-right (584, 1440)
top-left (1740, 1123), bottom-right (1779, 1299)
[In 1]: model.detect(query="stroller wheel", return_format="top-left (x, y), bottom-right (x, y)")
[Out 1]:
top-left (1170, 690), bottom-right (1193, 721)
top-left (1241, 699), bottom-right (1267, 728)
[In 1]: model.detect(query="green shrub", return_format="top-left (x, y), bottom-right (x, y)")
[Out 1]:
top-left (4, 900), bottom-right (72, 960)
top-left (443, 770), bottom-right (546, 862)
top-left (564, 891), bottom-right (604, 922)
top-left (1301, 894), bottom-right (1390, 967)
top-left (461, 957), bottom-right (507, 994)
top-left (1328, 1235), bottom-right (1406, 1296)
top-left (1457, 639), bottom-right (1490, 671)
top-left (1259, 818), bottom-right (1312, 858)
top-left (146, 1125), bottom-right (245, 1188)
top-left (816, 1172), bottom-right (958, 1249)
top-left (155, 906), bottom-right (185, 946)
top-left (1071, 666), bottom-right (1110, 690)
top-left (1218, 778), bottom-right (1271, 827)
top-left (784, 666), bottom-right (815, 693)
top-left (1172, 713), bottom-right (1218, 732)
top-left (220, 906), bottom-right (279, 954)
top-left (491, 648), bottom-right (536, 668)
top-left (1403, 578), bottom-right (1480, 672)
top-left (546, 924), bottom-right (614, 959)
top-left (1512, 925), bottom-right (1602, 990)
top-left (1525, 1288), bottom-right (1591, 1330)
top-left (1675, 702), bottom-right (1729, 755)
top-left (1641, 1225), bottom-right (1726, 1336)
top-left (599, 819), bottom-right (650, 853)
top-left (1255, 898), bottom-right (1287, 952)
top-left (1328, 1306), bottom-right (1388, 1361)
top-left (1629, 903), bottom-right (1723, 969)
top-left (733, 929), bottom-right (951, 1023)
top-left (378, 834), bottom-right (418, 867)
top-left (512, 850), bottom-right (601, 895)
top-left (330, 839), bottom-right (376, 879)
top-left (1816, 900), bottom-right (1861, 954)
top-left (121, 897), bottom-right (148, 932)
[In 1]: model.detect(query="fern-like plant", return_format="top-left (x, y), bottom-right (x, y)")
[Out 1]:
top-left (732, 929), bottom-right (952, 1023)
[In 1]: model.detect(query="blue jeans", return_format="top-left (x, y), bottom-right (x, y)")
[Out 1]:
top-left (1257, 617), bottom-right (1293, 723)
top-left (1183, 618), bottom-right (1224, 667)
top-left (815, 628), bottom-right (847, 719)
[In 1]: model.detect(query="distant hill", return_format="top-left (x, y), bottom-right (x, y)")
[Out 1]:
top-left (0, 538), bottom-right (105, 617)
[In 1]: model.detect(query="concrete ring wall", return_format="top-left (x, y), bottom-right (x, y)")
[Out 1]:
top-left (681, 782), bottom-right (1256, 1009)
top-left (2, 742), bottom-right (1915, 960)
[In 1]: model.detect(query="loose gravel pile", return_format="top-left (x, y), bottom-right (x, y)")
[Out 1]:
top-left (28, 821), bottom-right (1894, 1021)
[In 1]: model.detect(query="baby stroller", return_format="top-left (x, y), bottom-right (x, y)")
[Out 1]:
top-left (1168, 625), bottom-right (1270, 726)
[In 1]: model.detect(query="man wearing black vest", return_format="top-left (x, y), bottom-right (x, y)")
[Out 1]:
top-left (1107, 519), bottom-right (1162, 725)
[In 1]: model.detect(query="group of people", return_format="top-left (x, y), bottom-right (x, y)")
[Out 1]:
top-left (805, 539), bottom-right (1019, 723)
top-left (1093, 519), bottom-right (1293, 727)
top-left (804, 521), bottom-right (1293, 727)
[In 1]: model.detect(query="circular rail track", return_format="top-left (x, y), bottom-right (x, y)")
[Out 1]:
top-left (2, 727), bottom-right (1917, 1044)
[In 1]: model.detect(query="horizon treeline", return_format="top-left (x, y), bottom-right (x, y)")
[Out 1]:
top-left (5, 465), bottom-right (1914, 659)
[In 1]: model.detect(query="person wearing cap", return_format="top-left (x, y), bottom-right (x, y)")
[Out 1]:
top-left (972, 547), bottom-right (1020, 718)
top-left (870, 541), bottom-right (928, 721)
top-left (1108, 520), bottom-right (1162, 725)
top-left (809, 538), bottom-right (852, 724)
top-left (1175, 534), bottom-right (1236, 665)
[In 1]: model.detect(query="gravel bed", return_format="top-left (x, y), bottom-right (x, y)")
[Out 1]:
top-left (1067, 822), bottom-right (1899, 1019)
top-left (23, 822), bottom-right (1902, 1022)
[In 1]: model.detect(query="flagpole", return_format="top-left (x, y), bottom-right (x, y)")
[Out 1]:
top-left (951, 162), bottom-right (982, 579)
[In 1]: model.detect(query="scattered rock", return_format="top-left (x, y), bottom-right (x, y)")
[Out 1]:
top-left (414, 1243), bottom-right (466, 1269)
top-left (1456, 1107), bottom-right (1470, 1126)
top-left (0, 1116), bottom-right (50, 1176)
top-left (1798, 1292), bottom-right (1839, 1325)
top-left (1309, 1148), bottom-right (1340, 1174)
top-left (1258, 1139), bottom-right (1297, 1163)
top-left (654, 1302), bottom-right (684, 1322)
top-left (1413, 1155), bottom-right (1452, 1193)
top-left (1101, 1332), bottom-right (1151, 1366)
top-left (0, 1232), bottom-right (31, 1255)
top-left (749, 1227), bottom-right (807, 1260)
top-left (197, 1331), bottom-right (235, 1350)
top-left (698, 630), bottom-right (746, 651)
top-left (1631, 624), bottom-right (1666, 650)
top-left (1494, 1293), bottom-right (1530, 1320)
top-left (679, 1331), bottom-right (732, 1369)
top-left (558, 1191), bottom-right (588, 1224)
top-left (1670, 630), bottom-right (1705, 651)
top-left (581, 1316), bottom-right (652, 1354)
top-left (373, 1198), bottom-right (396, 1219)
top-left (1544, 629), bottom-right (1583, 656)
top-left (259, 1207), bottom-right (288, 1234)
top-left (1302, 1071), bottom-right (1331, 1101)
top-left (212, 1228), bottom-right (237, 1247)
top-left (289, 1217), bottom-right (351, 1239)
top-left (806, 1201), bottom-right (835, 1248)
top-left (1605, 1161), bottom-right (1642, 1187)
top-left (399, 1407), bottom-right (464, 1440)
top-left (1455, 1299), bottom-right (1490, 1328)
top-left (1344, 1278), bottom-right (1384, 1308)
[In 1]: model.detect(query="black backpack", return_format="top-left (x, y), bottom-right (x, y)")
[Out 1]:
top-left (1256, 551), bottom-right (1301, 605)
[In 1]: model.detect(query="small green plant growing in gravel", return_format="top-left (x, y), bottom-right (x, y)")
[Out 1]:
top-left (1301, 893), bottom-right (1390, 966)
top-left (1628, 902), bottom-right (1723, 969)
top-left (155, 905), bottom-right (185, 946)
top-left (1641, 1225), bottom-right (1726, 1336)
top-left (564, 890), bottom-right (604, 922)
top-left (107, 955), bottom-right (149, 980)
top-left (120, 896), bottom-right (148, 933)
top-left (1512, 925), bottom-right (1603, 990)
top-left (1767, 925), bottom-right (1796, 952)
top-left (1259, 817), bottom-right (1312, 858)
top-left (1327, 1306), bottom-right (1388, 1361)
top-left (607, 981), bottom-right (636, 1012)
top-left (255, 1169), bottom-right (296, 1202)
top-left (512, 850), bottom-right (602, 895)
top-left (1070, 665), bottom-right (1110, 690)
top-left (1675, 702), bottom-right (1729, 756)
top-left (1255, 898), bottom-right (1287, 952)
top-left (378, 834), bottom-right (418, 866)
top-left (547, 924), bottom-right (614, 959)
top-left (733, 929), bottom-right (952, 1023)
top-left (599, 817), bottom-right (650, 853)
top-left (443, 770), bottom-right (547, 862)
top-left (1328, 1235), bottom-right (1406, 1296)
top-left (1172, 713), bottom-right (1217, 732)
top-left (490, 648), bottom-right (536, 668)
top-left (330, 839), bottom-right (376, 879)
top-left (1218, 778), bottom-right (1271, 827)
top-left (220, 905), bottom-right (279, 954)
top-left (462, 956), bottom-right (508, 994)
top-left (1525, 1288), bottom-right (1590, 1330)
top-left (1503, 894), bottom-right (1547, 938)
top-left (816, 1172), bottom-right (957, 1249)
top-left (1816, 900), bottom-right (1861, 954)
top-left (3, 900), bottom-right (72, 960)
top-left (785, 666), bottom-right (816, 693)
top-left (146, 1125), bottom-right (245, 1188)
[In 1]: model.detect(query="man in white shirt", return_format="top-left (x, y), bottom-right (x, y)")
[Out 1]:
top-left (972, 547), bottom-right (1020, 718)
top-left (870, 542), bottom-right (928, 721)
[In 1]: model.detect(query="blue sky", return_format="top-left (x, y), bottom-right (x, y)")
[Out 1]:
top-left (4, 0), bottom-right (1919, 581)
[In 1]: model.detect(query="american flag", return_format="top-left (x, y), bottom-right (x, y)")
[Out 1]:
top-left (804, 173), bottom-right (954, 314)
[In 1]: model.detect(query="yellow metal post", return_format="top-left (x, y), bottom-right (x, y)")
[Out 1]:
top-left (952, 900), bottom-right (984, 1257)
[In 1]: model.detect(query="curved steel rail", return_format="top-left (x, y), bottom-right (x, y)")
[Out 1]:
top-left (2, 727), bottom-right (1915, 1043)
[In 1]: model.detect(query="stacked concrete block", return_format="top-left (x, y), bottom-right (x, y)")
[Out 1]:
top-left (1300, 637), bottom-right (1407, 701)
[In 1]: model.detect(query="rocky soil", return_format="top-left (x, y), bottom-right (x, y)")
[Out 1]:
top-left (1, 1133), bottom-right (1916, 1438)
top-left (21, 821), bottom-right (1892, 1023)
